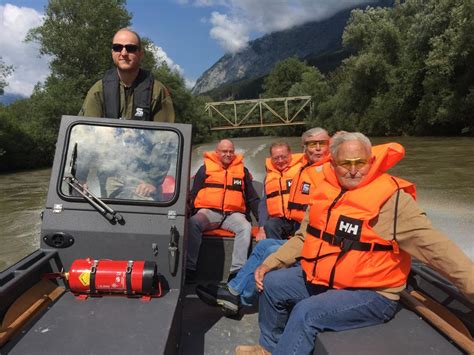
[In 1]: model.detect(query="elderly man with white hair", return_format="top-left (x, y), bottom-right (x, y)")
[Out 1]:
top-left (236, 131), bottom-right (474, 355)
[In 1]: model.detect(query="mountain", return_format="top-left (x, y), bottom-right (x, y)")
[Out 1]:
top-left (0, 93), bottom-right (25, 105)
top-left (192, 0), bottom-right (393, 96)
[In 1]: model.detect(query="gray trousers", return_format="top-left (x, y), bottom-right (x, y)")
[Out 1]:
top-left (186, 208), bottom-right (252, 273)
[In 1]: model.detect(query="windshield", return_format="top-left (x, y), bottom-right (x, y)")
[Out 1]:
top-left (61, 124), bottom-right (180, 203)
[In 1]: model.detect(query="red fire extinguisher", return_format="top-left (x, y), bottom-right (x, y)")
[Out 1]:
top-left (64, 258), bottom-right (162, 298)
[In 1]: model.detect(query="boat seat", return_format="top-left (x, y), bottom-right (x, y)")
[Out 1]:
top-left (202, 226), bottom-right (260, 239)
top-left (314, 306), bottom-right (464, 354)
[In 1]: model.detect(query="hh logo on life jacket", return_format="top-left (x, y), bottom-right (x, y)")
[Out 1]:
top-left (135, 107), bottom-right (144, 117)
top-left (336, 215), bottom-right (362, 241)
top-left (232, 178), bottom-right (243, 187)
top-left (301, 182), bottom-right (311, 195)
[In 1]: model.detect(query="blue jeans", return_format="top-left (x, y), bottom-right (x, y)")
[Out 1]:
top-left (228, 239), bottom-right (285, 306)
top-left (264, 217), bottom-right (299, 240)
top-left (259, 266), bottom-right (398, 355)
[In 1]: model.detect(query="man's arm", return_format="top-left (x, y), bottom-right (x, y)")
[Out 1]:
top-left (254, 209), bottom-right (308, 290)
top-left (257, 184), bottom-right (269, 227)
top-left (151, 81), bottom-right (175, 123)
top-left (261, 208), bottom-right (309, 270)
top-left (378, 191), bottom-right (474, 303)
top-left (243, 167), bottom-right (260, 220)
top-left (188, 165), bottom-right (206, 210)
top-left (79, 80), bottom-right (104, 117)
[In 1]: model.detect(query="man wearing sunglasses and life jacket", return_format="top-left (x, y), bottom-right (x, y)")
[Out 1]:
top-left (79, 28), bottom-right (175, 122)
top-left (235, 131), bottom-right (473, 355)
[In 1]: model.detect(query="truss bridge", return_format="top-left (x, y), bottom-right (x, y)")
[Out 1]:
top-left (205, 96), bottom-right (311, 131)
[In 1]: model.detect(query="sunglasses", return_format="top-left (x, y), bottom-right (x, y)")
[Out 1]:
top-left (305, 140), bottom-right (329, 148)
top-left (112, 43), bottom-right (140, 53)
top-left (336, 158), bottom-right (369, 170)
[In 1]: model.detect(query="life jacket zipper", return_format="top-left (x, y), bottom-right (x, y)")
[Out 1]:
top-left (222, 170), bottom-right (227, 212)
top-left (325, 189), bottom-right (346, 230)
top-left (278, 172), bottom-right (285, 215)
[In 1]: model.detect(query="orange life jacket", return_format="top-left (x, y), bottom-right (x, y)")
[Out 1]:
top-left (264, 153), bottom-right (305, 218)
top-left (301, 143), bottom-right (416, 289)
top-left (194, 152), bottom-right (246, 213)
top-left (286, 154), bottom-right (330, 223)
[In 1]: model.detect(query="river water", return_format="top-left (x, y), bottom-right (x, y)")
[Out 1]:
top-left (1, 136), bottom-right (473, 271)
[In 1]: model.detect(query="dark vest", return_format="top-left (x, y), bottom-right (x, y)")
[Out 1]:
top-left (102, 68), bottom-right (154, 120)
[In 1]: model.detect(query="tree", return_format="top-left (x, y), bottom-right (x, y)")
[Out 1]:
top-left (289, 67), bottom-right (330, 120)
top-left (1, 0), bottom-right (133, 168)
top-left (315, 0), bottom-right (474, 136)
top-left (262, 57), bottom-right (311, 98)
top-left (24, 0), bottom-right (132, 134)
top-left (0, 56), bottom-right (13, 96)
top-left (27, 0), bottom-right (131, 89)
top-left (152, 63), bottom-right (215, 144)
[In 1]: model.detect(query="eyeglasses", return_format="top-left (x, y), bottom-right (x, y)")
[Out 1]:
top-left (305, 140), bottom-right (329, 148)
top-left (218, 149), bottom-right (234, 155)
top-left (271, 155), bottom-right (290, 162)
top-left (335, 158), bottom-right (369, 170)
top-left (112, 44), bottom-right (140, 53)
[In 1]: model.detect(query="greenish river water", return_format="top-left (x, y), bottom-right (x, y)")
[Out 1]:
top-left (1, 136), bottom-right (473, 271)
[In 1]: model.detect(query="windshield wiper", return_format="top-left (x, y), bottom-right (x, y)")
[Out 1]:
top-left (64, 143), bottom-right (124, 224)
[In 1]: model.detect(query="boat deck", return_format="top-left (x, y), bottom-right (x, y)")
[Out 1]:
top-left (0, 282), bottom-right (466, 354)
top-left (2, 289), bottom-right (181, 355)
top-left (180, 285), bottom-right (464, 355)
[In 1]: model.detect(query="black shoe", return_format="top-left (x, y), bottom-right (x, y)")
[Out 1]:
top-left (185, 269), bottom-right (197, 284)
top-left (196, 283), bottom-right (240, 314)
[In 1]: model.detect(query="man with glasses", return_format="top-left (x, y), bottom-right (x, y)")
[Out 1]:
top-left (196, 128), bottom-right (331, 314)
top-left (186, 139), bottom-right (260, 284)
top-left (236, 131), bottom-right (473, 355)
top-left (79, 28), bottom-right (175, 122)
top-left (254, 141), bottom-right (305, 241)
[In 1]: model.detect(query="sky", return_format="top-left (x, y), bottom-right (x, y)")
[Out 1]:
top-left (0, 0), bottom-right (373, 96)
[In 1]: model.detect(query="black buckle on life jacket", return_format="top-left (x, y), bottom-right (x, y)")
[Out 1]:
top-left (126, 260), bottom-right (134, 295)
top-left (90, 260), bottom-right (98, 294)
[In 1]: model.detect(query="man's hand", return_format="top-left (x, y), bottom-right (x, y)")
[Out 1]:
top-left (255, 264), bottom-right (271, 292)
top-left (256, 227), bottom-right (266, 241)
top-left (135, 182), bottom-right (157, 197)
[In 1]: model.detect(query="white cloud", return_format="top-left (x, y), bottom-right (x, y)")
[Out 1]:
top-left (146, 43), bottom-right (196, 89)
top-left (179, 0), bottom-right (376, 53)
top-left (147, 43), bottom-right (183, 73)
top-left (209, 11), bottom-right (249, 53)
top-left (0, 4), bottom-right (50, 97)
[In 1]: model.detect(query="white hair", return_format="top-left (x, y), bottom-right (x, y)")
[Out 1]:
top-left (330, 132), bottom-right (371, 158)
top-left (301, 127), bottom-right (329, 144)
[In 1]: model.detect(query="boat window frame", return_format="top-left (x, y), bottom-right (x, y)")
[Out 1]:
top-left (56, 120), bottom-right (184, 207)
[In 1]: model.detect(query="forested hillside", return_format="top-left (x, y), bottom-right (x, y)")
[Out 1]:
top-left (0, 0), bottom-right (472, 173)
top-left (0, 0), bottom-right (214, 172)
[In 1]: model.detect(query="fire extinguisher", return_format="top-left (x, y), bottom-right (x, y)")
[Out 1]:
top-left (56, 258), bottom-right (162, 297)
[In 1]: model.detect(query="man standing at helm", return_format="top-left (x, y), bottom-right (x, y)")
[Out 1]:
top-left (78, 29), bottom-right (175, 200)
top-left (79, 28), bottom-right (175, 122)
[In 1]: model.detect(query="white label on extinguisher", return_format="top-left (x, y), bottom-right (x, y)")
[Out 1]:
top-left (79, 272), bottom-right (90, 286)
